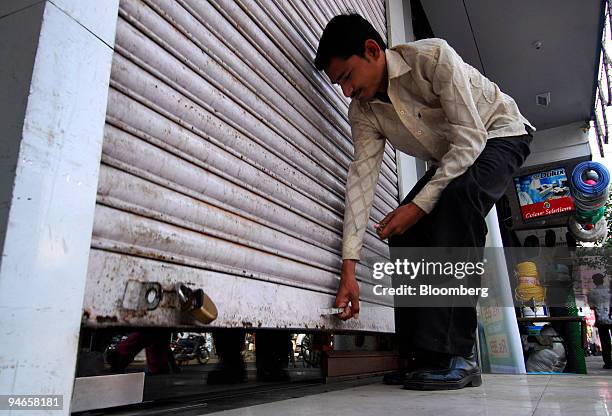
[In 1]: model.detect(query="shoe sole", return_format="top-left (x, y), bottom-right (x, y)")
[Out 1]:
top-left (383, 378), bottom-right (404, 385)
top-left (403, 373), bottom-right (482, 391)
top-left (383, 369), bottom-right (413, 385)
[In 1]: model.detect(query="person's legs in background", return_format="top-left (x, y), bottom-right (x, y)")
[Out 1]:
top-left (207, 329), bottom-right (293, 384)
top-left (256, 330), bottom-right (292, 382)
top-left (144, 330), bottom-right (174, 375)
top-left (598, 324), bottom-right (612, 369)
top-left (207, 329), bottom-right (247, 384)
top-left (108, 329), bottom-right (173, 375)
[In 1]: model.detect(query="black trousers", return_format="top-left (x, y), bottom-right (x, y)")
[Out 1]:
top-left (597, 324), bottom-right (612, 366)
top-left (389, 133), bottom-right (532, 356)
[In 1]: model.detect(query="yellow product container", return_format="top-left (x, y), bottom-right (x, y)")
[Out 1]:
top-left (514, 261), bottom-right (546, 305)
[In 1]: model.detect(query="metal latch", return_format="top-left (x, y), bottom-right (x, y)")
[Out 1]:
top-left (121, 281), bottom-right (218, 325)
top-left (177, 284), bottom-right (218, 324)
top-left (122, 281), bottom-right (163, 311)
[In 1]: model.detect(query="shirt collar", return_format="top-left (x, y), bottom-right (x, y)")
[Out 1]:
top-left (385, 47), bottom-right (411, 79)
top-left (358, 47), bottom-right (411, 107)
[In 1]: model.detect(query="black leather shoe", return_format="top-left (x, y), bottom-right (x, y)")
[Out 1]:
top-left (383, 369), bottom-right (410, 385)
top-left (383, 356), bottom-right (425, 385)
top-left (403, 354), bottom-right (482, 390)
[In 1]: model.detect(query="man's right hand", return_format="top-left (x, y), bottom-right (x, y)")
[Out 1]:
top-left (335, 259), bottom-right (360, 320)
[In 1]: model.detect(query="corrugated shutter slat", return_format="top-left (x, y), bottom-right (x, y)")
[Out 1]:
top-left (84, 0), bottom-right (396, 331)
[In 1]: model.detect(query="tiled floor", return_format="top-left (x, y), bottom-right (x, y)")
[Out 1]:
top-left (201, 373), bottom-right (612, 416)
top-left (587, 355), bottom-right (612, 376)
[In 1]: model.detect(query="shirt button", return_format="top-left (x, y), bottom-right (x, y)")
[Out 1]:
top-left (417, 130), bottom-right (423, 135)
top-left (400, 110), bottom-right (405, 115)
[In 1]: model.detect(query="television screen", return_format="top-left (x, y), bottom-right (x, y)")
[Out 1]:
top-left (513, 168), bottom-right (574, 220)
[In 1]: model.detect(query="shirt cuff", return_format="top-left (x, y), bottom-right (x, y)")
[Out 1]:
top-left (342, 237), bottom-right (362, 261)
top-left (411, 183), bottom-right (443, 214)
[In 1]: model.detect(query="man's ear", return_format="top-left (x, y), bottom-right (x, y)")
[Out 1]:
top-left (364, 39), bottom-right (381, 59)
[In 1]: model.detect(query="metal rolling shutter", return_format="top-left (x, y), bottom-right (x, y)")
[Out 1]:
top-left (83, 0), bottom-right (398, 332)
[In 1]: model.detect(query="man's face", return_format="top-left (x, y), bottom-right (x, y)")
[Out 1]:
top-left (324, 39), bottom-right (386, 101)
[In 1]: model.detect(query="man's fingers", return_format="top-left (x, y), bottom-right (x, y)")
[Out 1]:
top-left (376, 209), bottom-right (399, 239)
top-left (335, 295), bottom-right (352, 320)
top-left (383, 209), bottom-right (397, 222)
top-left (349, 291), bottom-right (359, 319)
top-left (378, 210), bottom-right (396, 227)
top-left (350, 295), bottom-right (360, 318)
top-left (379, 211), bottom-right (414, 239)
top-left (379, 222), bottom-right (398, 240)
top-left (338, 305), bottom-right (352, 320)
top-left (335, 296), bottom-right (355, 320)
top-left (378, 226), bottom-right (390, 240)
top-left (335, 273), bottom-right (359, 321)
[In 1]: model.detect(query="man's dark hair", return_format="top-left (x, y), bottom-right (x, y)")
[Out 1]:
top-left (593, 273), bottom-right (605, 286)
top-left (315, 13), bottom-right (386, 71)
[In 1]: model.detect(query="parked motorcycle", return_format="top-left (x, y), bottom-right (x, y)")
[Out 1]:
top-left (170, 333), bottom-right (210, 365)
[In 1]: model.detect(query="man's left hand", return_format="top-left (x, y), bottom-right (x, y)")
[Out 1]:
top-left (375, 203), bottom-right (426, 240)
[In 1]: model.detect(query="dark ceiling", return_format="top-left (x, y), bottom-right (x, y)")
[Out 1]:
top-left (419, 0), bottom-right (604, 130)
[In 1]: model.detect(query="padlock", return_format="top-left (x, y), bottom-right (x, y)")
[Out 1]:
top-left (190, 289), bottom-right (218, 324)
top-left (177, 284), bottom-right (218, 324)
